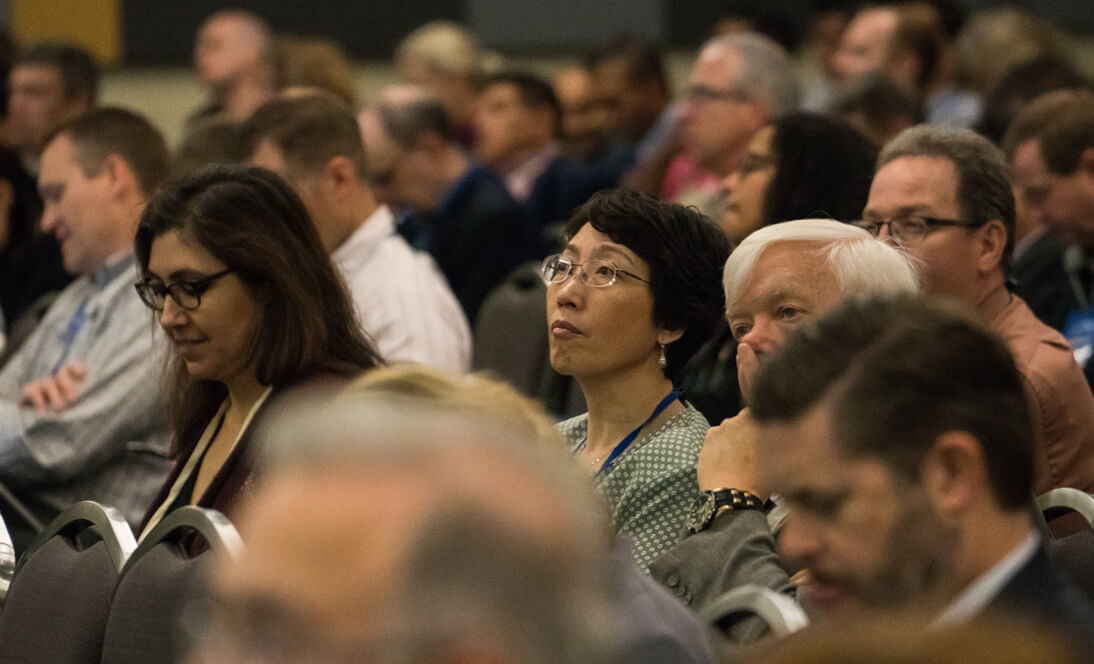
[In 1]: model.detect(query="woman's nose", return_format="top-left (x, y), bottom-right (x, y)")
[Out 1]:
top-left (158, 296), bottom-right (188, 328)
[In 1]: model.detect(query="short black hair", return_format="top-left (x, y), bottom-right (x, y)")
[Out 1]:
top-left (751, 295), bottom-right (1034, 510)
top-left (586, 35), bottom-right (669, 97)
top-left (764, 112), bottom-right (878, 224)
top-left (15, 41), bottom-right (98, 103)
top-left (563, 189), bottom-right (730, 381)
top-left (380, 97), bottom-right (454, 148)
top-left (482, 71), bottom-right (562, 136)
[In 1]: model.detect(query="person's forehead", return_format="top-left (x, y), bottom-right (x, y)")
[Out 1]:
top-left (220, 470), bottom-right (424, 625)
top-left (867, 155), bottom-right (960, 213)
top-left (691, 44), bottom-right (742, 87)
top-left (1010, 139), bottom-right (1049, 180)
top-left (732, 241), bottom-right (839, 309)
top-left (39, 134), bottom-right (80, 177)
top-left (11, 63), bottom-right (63, 88)
top-left (847, 8), bottom-right (898, 45)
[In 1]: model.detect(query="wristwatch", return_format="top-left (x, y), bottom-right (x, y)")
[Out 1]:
top-left (688, 488), bottom-right (764, 533)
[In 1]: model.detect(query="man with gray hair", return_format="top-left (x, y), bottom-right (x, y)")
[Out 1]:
top-left (193, 394), bottom-right (622, 664)
top-left (651, 220), bottom-right (917, 636)
top-left (678, 32), bottom-right (800, 180)
top-left (862, 125), bottom-right (1094, 498)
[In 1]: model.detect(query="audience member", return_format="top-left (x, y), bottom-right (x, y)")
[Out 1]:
top-left (135, 166), bottom-right (382, 533)
top-left (190, 10), bottom-right (275, 128)
top-left (475, 71), bottom-right (614, 238)
top-left (358, 91), bottom-right (534, 322)
top-left (0, 145), bottom-right (70, 340)
top-left (169, 117), bottom-right (248, 181)
top-left (5, 42), bottom-right (97, 170)
top-left (830, 3), bottom-right (979, 126)
top-left (652, 222), bottom-right (917, 627)
top-left (829, 73), bottom-right (922, 147)
top-left (681, 114), bottom-right (878, 424)
top-left (190, 394), bottom-right (622, 664)
top-left (395, 21), bottom-right (495, 149)
top-left (977, 56), bottom-right (1089, 145)
top-left (587, 35), bottom-right (672, 163)
top-left (553, 65), bottom-right (619, 166)
top-left (665, 32), bottom-right (799, 213)
top-left (953, 7), bottom-right (1066, 99)
top-left (861, 124), bottom-right (1094, 497)
top-left (999, 89), bottom-right (1093, 333)
top-left (547, 189), bottom-right (729, 569)
top-left (347, 364), bottom-right (719, 664)
top-left (749, 296), bottom-right (1094, 648)
top-left (1001, 91), bottom-right (1094, 385)
top-left (273, 35), bottom-right (357, 107)
top-left (0, 108), bottom-right (172, 543)
top-left (246, 93), bottom-right (471, 372)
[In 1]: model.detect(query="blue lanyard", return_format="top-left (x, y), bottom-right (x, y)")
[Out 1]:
top-left (595, 388), bottom-right (681, 478)
top-left (52, 298), bottom-right (89, 374)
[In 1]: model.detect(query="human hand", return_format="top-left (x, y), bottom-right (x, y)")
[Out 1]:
top-left (20, 362), bottom-right (87, 412)
top-left (737, 342), bottom-right (761, 405)
top-left (696, 408), bottom-right (766, 499)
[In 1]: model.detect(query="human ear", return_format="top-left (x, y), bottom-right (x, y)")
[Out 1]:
top-left (920, 430), bottom-right (985, 519)
top-left (976, 219), bottom-right (1007, 274)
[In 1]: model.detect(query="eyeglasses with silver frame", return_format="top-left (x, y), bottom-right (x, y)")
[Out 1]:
top-left (540, 254), bottom-right (650, 288)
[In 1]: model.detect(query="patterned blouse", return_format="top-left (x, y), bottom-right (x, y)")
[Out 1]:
top-left (560, 404), bottom-right (709, 570)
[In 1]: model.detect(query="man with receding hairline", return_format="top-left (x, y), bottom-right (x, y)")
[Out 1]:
top-left (0, 108), bottom-right (171, 544)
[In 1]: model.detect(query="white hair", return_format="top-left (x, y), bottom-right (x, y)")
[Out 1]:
top-left (706, 32), bottom-right (801, 116)
top-left (722, 219), bottom-right (920, 308)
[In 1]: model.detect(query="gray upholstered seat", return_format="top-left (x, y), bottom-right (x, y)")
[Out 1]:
top-left (100, 506), bottom-right (243, 664)
top-left (0, 500), bottom-right (134, 664)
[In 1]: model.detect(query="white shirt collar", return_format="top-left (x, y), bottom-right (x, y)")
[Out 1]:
top-left (933, 530), bottom-right (1040, 626)
top-left (331, 205), bottom-right (396, 272)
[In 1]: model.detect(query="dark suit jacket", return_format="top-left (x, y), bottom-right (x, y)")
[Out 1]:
top-left (1012, 231), bottom-right (1080, 334)
top-left (425, 166), bottom-right (536, 324)
top-left (988, 545), bottom-right (1094, 652)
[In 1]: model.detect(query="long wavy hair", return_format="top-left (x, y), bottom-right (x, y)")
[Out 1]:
top-left (135, 165), bottom-right (383, 457)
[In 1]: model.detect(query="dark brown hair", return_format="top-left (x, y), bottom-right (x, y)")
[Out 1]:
top-left (135, 165), bottom-right (382, 457)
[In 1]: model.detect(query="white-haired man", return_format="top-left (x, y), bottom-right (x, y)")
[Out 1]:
top-left (651, 220), bottom-right (918, 639)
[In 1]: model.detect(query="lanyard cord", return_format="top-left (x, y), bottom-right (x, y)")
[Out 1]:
top-left (590, 388), bottom-right (681, 478)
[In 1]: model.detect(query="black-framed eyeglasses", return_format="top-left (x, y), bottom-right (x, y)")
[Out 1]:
top-left (540, 254), bottom-right (650, 288)
top-left (852, 215), bottom-right (982, 244)
top-left (134, 269), bottom-right (234, 312)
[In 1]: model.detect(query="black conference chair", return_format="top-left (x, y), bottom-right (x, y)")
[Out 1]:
top-left (473, 261), bottom-right (586, 418)
top-left (700, 583), bottom-right (809, 640)
top-left (100, 506), bottom-right (243, 664)
top-left (0, 501), bottom-right (135, 664)
top-left (1038, 488), bottom-right (1094, 605)
top-left (0, 508), bottom-right (14, 607)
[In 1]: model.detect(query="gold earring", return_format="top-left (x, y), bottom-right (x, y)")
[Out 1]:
top-left (658, 343), bottom-right (667, 369)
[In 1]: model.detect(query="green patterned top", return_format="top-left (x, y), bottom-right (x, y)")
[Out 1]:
top-left (560, 404), bottom-right (709, 570)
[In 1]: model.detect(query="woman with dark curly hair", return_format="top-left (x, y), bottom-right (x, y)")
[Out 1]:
top-left (683, 112), bottom-right (878, 424)
top-left (134, 166), bottom-right (382, 532)
top-left (543, 188), bottom-right (730, 569)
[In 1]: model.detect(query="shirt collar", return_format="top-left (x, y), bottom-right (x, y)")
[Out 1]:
top-left (91, 251), bottom-right (136, 288)
top-left (331, 205), bottom-right (395, 270)
top-left (933, 530), bottom-right (1040, 626)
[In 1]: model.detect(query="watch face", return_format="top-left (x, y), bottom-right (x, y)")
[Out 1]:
top-left (690, 491), bottom-right (716, 532)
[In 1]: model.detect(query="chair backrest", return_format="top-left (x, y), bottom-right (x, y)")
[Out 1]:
top-left (1037, 488), bottom-right (1094, 528)
top-left (100, 506), bottom-right (243, 664)
top-left (0, 509), bottom-right (13, 607)
top-left (473, 261), bottom-right (551, 397)
top-left (699, 584), bottom-right (809, 639)
top-left (0, 501), bottom-right (135, 664)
